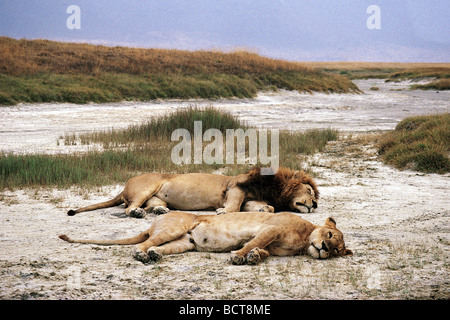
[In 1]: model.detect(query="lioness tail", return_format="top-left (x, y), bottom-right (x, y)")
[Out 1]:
top-left (58, 230), bottom-right (149, 246)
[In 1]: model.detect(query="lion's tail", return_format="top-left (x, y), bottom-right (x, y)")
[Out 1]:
top-left (67, 192), bottom-right (124, 216)
top-left (58, 230), bottom-right (149, 246)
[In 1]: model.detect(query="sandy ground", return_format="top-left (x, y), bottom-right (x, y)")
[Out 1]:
top-left (0, 80), bottom-right (449, 300)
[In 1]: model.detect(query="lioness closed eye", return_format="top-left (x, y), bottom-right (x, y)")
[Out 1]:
top-left (59, 212), bottom-right (352, 265)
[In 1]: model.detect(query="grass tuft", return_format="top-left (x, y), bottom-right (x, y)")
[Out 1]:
top-left (378, 113), bottom-right (450, 173)
top-left (0, 107), bottom-right (338, 189)
top-left (411, 79), bottom-right (450, 91)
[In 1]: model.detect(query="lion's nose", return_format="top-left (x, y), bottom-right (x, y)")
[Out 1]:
top-left (312, 200), bottom-right (318, 209)
top-left (321, 241), bottom-right (329, 252)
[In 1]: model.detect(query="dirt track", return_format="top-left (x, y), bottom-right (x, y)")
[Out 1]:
top-left (0, 80), bottom-right (449, 299)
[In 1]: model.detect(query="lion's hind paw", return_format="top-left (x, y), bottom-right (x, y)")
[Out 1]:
top-left (216, 208), bottom-right (229, 215)
top-left (147, 249), bottom-right (162, 262)
top-left (258, 205), bottom-right (275, 213)
top-left (129, 208), bottom-right (147, 219)
top-left (152, 206), bottom-right (170, 215)
top-left (133, 250), bottom-right (150, 264)
top-left (133, 249), bottom-right (162, 264)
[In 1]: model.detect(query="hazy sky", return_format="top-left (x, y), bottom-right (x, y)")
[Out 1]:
top-left (1, 0), bottom-right (449, 62)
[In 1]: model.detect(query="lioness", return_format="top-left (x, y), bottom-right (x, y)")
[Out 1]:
top-left (67, 167), bottom-right (319, 218)
top-left (59, 211), bottom-right (352, 264)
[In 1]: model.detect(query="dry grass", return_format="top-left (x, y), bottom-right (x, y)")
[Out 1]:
top-left (0, 37), bottom-right (312, 76)
top-left (303, 61), bottom-right (450, 84)
top-left (0, 37), bottom-right (359, 105)
top-left (302, 61), bottom-right (450, 71)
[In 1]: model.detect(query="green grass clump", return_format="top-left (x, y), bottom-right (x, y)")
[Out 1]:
top-left (83, 106), bottom-right (247, 147)
top-left (0, 150), bottom-right (171, 189)
top-left (0, 107), bottom-right (339, 189)
top-left (378, 113), bottom-right (450, 173)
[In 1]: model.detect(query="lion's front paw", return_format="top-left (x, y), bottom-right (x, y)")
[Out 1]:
top-left (258, 205), bottom-right (274, 213)
top-left (216, 208), bottom-right (229, 215)
top-left (230, 252), bottom-right (246, 265)
top-left (152, 206), bottom-right (170, 215)
top-left (129, 208), bottom-right (147, 219)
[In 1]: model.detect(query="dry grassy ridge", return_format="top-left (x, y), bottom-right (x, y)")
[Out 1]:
top-left (0, 37), bottom-right (358, 105)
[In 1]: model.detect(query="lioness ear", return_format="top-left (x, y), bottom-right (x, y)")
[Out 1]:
top-left (342, 248), bottom-right (353, 256)
top-left (325, 217), bottom-right (336, 228)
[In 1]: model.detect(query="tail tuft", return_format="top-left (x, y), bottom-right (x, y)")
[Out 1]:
top-left (58, 234), bottom-right (71, 242)
top-left (67, 210), bottom-right (76, 216)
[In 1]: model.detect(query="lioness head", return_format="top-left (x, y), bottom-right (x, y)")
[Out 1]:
top-left (308, 217), bottom-right (352, 259)
top-left (290, 183), bottom-right (318, 213)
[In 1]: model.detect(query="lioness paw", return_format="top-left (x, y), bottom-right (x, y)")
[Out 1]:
top-left (230, 252), bottom-right (246, 265)
top-left (246, 248), bottom-right (262, 265)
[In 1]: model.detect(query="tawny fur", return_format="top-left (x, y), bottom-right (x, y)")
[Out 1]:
top-left (67, 167), bottom-right (319, 218)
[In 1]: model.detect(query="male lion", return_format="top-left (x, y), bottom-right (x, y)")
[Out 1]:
top-left (59, 211), bottom-right (352, 264)
top-left (67, 167), bottom-right (319, 218)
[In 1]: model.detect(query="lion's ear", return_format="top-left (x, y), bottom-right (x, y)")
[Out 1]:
top-left (324, 217), bottom-right (336, 228)
top-left (293, 171), bottom-right (302, 179)
top-left (342, 248), bottom-right (353, 256)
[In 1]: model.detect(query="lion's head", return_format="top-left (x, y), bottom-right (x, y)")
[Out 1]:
top-left (238, 167), bottom-right (319, 213)
top-left (308, 217), bottom-right (353, 259)
top-left (285, 182), bottom-right (318, 213)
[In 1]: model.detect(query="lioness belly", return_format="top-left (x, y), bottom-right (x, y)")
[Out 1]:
top-left (189, 222), bottom-right (262, 252)
top-left (156, 174), bottom-right (228, 210)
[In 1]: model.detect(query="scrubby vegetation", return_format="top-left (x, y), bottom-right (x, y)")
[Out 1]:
top-left (305, 62), bottom-right (450, 90)
top-left (378, 113), bottom-right (450, 173)
top-left (0, 107), bottom-right (338, 189)
top-left (411, 79), bottom-right (450, 91)
top-left (0, 37), bottom-right (358, 105)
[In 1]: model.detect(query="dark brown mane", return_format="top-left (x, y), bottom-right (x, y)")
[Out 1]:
top-left (236, 167), bottom-right (319, 211)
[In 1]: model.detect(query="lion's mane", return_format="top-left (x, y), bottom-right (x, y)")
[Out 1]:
top-left (237, 167), bottom-right (319, 211)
